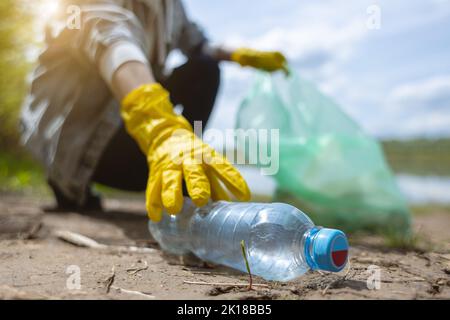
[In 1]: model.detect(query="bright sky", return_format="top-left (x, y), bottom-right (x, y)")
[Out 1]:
top-left (176, 0), bottom-right (450, 139)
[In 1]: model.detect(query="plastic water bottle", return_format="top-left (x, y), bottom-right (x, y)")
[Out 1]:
top-left (148, 198), bottom-right (349, 281)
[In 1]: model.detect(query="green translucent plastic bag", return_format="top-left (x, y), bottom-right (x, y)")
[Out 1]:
top-left (236, 71), bottom-right (411, 236)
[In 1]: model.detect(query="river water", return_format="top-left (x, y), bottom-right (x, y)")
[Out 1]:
top-left (238, 167), bottom-right (450, 205)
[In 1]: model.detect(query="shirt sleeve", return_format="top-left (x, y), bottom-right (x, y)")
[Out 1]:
top-left (72, 2), bottom-right (150, 85)
top-left (99, 41), bottom-right (149, 86)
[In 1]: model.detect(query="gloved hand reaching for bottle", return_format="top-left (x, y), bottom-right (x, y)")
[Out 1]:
top-left (231, 48), bottom-right (288, 73)
top-left (121, 83), bottom-right (251, 222)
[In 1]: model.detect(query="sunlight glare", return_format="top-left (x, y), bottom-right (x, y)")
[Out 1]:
top-left (39, 0), bottom-right (60, 19)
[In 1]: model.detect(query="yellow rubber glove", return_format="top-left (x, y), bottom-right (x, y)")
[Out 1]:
top-left (121, 83), bottom-right (251, 222)
top-left (231, 48), bottom-right (288, 73)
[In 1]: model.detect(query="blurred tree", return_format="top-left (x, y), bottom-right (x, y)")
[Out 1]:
top-left (0, 0), bottom-right (32, 150)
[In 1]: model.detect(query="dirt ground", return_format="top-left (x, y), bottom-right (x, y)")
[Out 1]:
top-left (0, 194), bottom-right (449, 300)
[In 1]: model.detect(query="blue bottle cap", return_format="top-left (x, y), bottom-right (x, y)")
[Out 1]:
top-left (312, 228), bottom-right (349, 272)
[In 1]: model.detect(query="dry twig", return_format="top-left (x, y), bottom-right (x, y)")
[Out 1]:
top-left (54, 230), bottom-right (156, 254)
top-left (322, 257), bottom-right (352, 296)
top-left (110, 286), bottom-right (155, 299)
top-left (104, 266), bottom-right (115, 294)
top-left (183, 280), bottom-right (269, 288)
top-left (126, 260), bottom-right (149, 275)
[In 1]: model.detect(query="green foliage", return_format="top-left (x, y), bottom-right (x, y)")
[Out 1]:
top-left (0, 151), bottom-right (47, 194)
top-left (240, 240), bottom-right (253, 290)
top-left (410, 203), bottom-right (450, 216)
top-left (382, 138), bottom-right (450, 176)
top-left (0, 0), bottom-right (33, 150)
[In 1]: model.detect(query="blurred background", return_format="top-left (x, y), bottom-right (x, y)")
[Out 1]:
top-left (177, 0), bottom-right (450, 209)
top-left (1, 0), bottom-right (450, 212)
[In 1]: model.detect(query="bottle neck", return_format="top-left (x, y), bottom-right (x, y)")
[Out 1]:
top-left (302, 227), bottom-right (322, 270)
top-left (292, 226), bottom-right (321, 269)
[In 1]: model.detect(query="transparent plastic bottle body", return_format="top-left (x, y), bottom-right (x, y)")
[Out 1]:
top-left (149, 200), bottom-right (318, 281)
